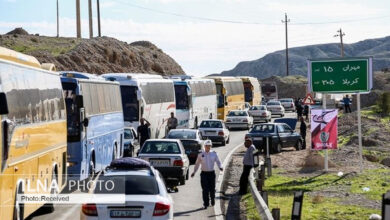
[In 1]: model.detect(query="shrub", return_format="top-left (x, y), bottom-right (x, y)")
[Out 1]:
top-left (377, 92), bottom-right (390, 116)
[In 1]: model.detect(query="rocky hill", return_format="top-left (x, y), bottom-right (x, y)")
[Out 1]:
top-left (220, 36), bottom-right (390, 79)
top-left (0, 28), bottom-right (185, 75)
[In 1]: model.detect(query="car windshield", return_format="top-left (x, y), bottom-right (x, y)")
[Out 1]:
top-left (124, 129), bottom-right (133, 139)
top-left (200, 121), bottom-right (222, 128)
top-left (267, 102), bottom-right (280, 106)
top-left (228, 111), bottom-right (248, 116)
top-left (251, 124), bottom-right (275, 133)
top-left (250, 106), bottom-right (265, 110)
top-left (141, 142), bottom-right (181, 154)
top-left (167, 130), bottom-right (196, 139)
top-left (96, 174), bottom-right (159, 195)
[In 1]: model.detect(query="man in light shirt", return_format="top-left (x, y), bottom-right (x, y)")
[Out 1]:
top-left (191, 140), bottom-right (223, 209)
top-left (239, 138), bottom-right (256, 195)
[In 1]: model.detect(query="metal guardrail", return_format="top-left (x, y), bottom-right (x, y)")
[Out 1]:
top-left (249, 168), bottom-right (274, 220)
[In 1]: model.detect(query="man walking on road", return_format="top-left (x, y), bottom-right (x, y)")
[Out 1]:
top-left (137, 118), bottom-right (151, 147)
top-left (343, 95), bottom-right (352, 113)
top-left (239, 139), bottom-right (256, 195)
top-left (167, 112), bottom-right (178, 131)
top-left (191, 140), bottom-right (223, 209)
top-left (300, 117), bottom-right (307, 149)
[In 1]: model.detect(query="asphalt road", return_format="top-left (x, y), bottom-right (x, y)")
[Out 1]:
top-left (28, 112), bottom-right (296, 220)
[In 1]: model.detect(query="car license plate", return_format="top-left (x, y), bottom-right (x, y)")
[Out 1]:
top-left (234, 118), bottom-right (240, 122)
top-left (149, 159), bottom-right (170, 167)
top-left (110, 210), bottom-right (141, 218)
top-left (253, 137), bottom-right (263, 141)
top-left (205, 131), bottom-right (215, 135)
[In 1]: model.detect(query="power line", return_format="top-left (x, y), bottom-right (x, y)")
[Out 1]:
top-left (113, 0), bottom-right (390, 26)
top-left (113, 0), bottom-right (279, 25)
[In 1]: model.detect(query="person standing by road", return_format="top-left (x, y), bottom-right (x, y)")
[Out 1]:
top-left (239, 138), bottom-right (256, 195)
top-left (167, 112), bottom-right (178, 132)
top-left (137, 118), bottom-right (151, 147)
top-left (299, 116), bottom-right (307, 149)
top-left (296, 102), bottom-right (303, 120)
top-left (343, 95), bottom-right (352, 113)
top-left (191, 140), bottom-right (223, 209)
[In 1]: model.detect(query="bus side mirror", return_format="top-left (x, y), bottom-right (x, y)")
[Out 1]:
top-left (0, 93), bottom-right (9, 115)
top-left (76, 95), bottom-right (83, 108)
top-left (2, 120), bottom-right (10, 162)
top-left (83, 118), bottom-right (89, 127)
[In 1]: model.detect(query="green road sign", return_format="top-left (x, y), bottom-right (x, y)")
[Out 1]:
top-left (308, 58), bottom-right (372, 93)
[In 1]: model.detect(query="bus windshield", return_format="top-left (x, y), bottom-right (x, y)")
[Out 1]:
top-left (120, 86), bottom-right (139, 122)
top-left (62, 82), bottom-right (80, 142)
top-left (174, 85), bottom-right (189, 109)
top-left (244, 82), bottom-right (253, 102)
top-left (216, 84), bottom-right (224, 108)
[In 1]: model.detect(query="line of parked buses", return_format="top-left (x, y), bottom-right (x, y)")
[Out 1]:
top-left (0, 47), bottom-right (267, 219)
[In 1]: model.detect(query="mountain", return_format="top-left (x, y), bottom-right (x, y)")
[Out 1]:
top-left (0, 28), bottom-right (185, 75)
top-left (219, 36), bottom-right (390, 79)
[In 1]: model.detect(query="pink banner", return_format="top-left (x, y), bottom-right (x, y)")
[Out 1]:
top-left (311, 109), bottom-right (338, 150)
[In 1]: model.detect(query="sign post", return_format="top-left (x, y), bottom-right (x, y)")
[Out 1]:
top-left (308, 57), bottom-right (372, 173)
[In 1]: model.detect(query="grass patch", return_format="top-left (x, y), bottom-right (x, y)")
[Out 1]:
top-left (349, 168), bottom-right (390, 200)
top-left (242, 192), bottom-right (261, 220)
top-left (264, 169), bottom-right (388, 219)
top-left (338, 134), bottom-right (353, 147)
top-left (363, 149), bottom-right (390, 162)
top-left (267, 193), bottom-right (378, 220)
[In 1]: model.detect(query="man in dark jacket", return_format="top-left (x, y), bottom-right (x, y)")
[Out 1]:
top-left (299, 117), bottom-right (307, 149)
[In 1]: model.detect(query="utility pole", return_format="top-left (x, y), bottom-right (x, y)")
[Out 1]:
top-left (282, 13), bottom-right (290, 76)
top-left (334, 28), bottom-right (345, 57)
top-left (97, 0), bottom-right (101, 37)
top-left (56, 0), bottom-right (59, 37)
top-left (76, 0), bottom-right (81, 38)
top-left (88, 0), bottom-right (93, 38)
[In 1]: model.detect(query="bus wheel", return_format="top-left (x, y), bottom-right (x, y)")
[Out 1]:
top-left (89, 160), bottom-right (95, 180)
top-left (13, 185), bottom-right (24, 220)
top-left (43, 171), bottom-right (58, 213)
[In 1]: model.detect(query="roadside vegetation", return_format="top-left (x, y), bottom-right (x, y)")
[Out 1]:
top-left (264, 169), bottom-right (388, 219)
top-left (241, 192), bottom-right (261, 220)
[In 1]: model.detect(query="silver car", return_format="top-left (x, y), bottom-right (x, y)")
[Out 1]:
top-left (198, 119), bottom-right (230, 146)
top-left (225, 110), bottom-right (254, 130)
top-left (266, 101), bottom-right (285, 117)
top-left (248, 105), bottom-right (272, 123)
top-left (138, 139), bottom-right (190, 186)
top-left (279, 98), bottom-right (295, 112)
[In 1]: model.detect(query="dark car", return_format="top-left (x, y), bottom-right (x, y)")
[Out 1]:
top-left (245, 123), bottom-right (303, 153)
top-left (166, 129), bottom-right (203, 164)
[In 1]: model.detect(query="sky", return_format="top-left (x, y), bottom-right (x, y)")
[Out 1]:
top-left (0, 0), bottom-right (389, 76)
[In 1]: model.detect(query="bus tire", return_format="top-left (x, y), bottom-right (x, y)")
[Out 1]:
top-left (88, 159), bottom-right (95, 180)
top-left (43, 169), bottom-right (58, 213)
top-left (13, 184), bottom-right (24, 220)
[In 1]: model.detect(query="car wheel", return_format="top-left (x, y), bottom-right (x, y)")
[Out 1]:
top-left (186, 169), bottom-right (189, 180)
top-left (226, 136), bottom-right (230, 144)
top-left (295, 140), bottom-right (303, 151)
top-left (179, 175), bottom-right (186, 185)
top-left (275, 143), bottom-right (282, 153)
top-left (221, 139), bottom-right (226, 146)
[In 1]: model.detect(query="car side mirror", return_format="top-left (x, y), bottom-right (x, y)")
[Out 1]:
top-left (83, 118), bottom-right (89, 127)
top-left (0, 93), bottom-right (9, 115)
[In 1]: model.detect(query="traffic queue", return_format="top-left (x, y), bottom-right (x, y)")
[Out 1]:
top-left (0, 47), bottom-right (266, 220)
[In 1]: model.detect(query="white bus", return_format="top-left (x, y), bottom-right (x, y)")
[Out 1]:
top-left (102, 73), bottom-right (175, 139)
top-left (172, 77), bottom-right (217, 128)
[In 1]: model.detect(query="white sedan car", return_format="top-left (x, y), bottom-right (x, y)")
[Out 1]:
top-left (225, 110), bottom-right (253, 130)
top-left (248, 105), bottom-right (272, 123)
top-left (198, 119), bottom-right (230, 146)
top-left (266, 101), bottom-right (285, 117)
top-left (81, 158), bottom-right (173, 220)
